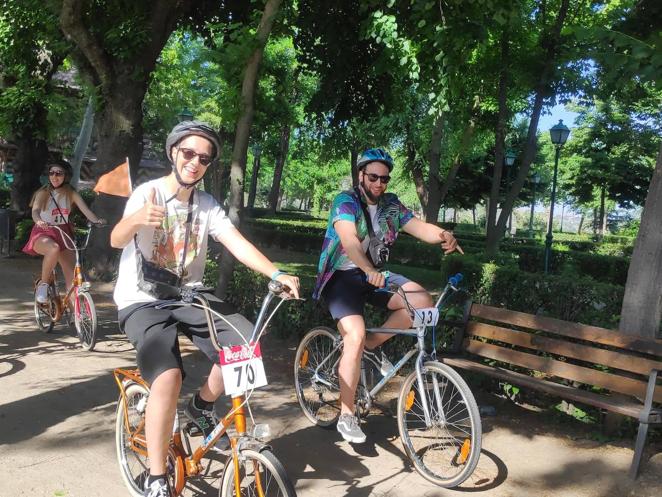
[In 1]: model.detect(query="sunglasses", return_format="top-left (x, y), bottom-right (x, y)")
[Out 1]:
top-left (177, 147), bottom-right (213, 166)
top-left (49, 170), bottom-right (65, 177)
top-left (364, 172), bottom-right (391, 184)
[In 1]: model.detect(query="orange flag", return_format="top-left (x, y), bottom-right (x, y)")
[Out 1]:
top-left (94, 159), bottom-right (132, 197)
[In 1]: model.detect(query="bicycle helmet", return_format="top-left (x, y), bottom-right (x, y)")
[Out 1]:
top-left (357, 148), bottom-right (394, 172)
top-left (165, 120), bottom-right (221, 165)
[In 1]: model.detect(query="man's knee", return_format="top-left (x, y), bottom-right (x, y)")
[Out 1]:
top-left (339, 319), bottom-right (366, 352)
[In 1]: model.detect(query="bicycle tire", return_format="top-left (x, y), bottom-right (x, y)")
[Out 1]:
top-left (219, 448), bottom-right (296, 497)
top-left (396, 361), bottom-right (481, 488)
top-left (74, 290), bottom-right (97, 351)
top-left (115, 383), bottom-right (183, 497)
top-left (33, 286), bottom-right (54, 333)
top-left (294, 326), bottom-right (341, 427)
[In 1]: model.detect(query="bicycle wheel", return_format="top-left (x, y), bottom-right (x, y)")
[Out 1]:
top-left (397, 361), bottom-right (481, 488)
top-left (219, 448), bottom-right (296, 497)
top-left (33, 286), bottom-right (55, 333)
top-left (74, 290), bottom-right (97, 351)
top-left (115, 383), bottom-right (183, 497)
top-left (294, 326), bottom-right (341, 427)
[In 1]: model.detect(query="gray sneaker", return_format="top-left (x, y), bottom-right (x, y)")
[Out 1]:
top-left (184, 396), bottom-right (230, 451)
top-left (337, 414), bottom-right (366, 443)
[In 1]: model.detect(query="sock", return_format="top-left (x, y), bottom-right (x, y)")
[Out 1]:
top-left (147, 474), bottom-right (166, 486)
top-left (194, 392), bottom-right (214, 411)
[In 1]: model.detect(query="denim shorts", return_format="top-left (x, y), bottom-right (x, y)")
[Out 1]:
top-left (321, 268), bottom-right (411, 321)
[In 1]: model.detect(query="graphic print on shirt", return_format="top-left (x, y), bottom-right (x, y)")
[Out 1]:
top-left (149, 210), bottom-right (200, 281)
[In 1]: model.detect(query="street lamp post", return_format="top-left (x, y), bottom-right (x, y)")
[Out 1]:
top-left (177, 107), bottom-right (194, 122)
top-left (504, 150), bottom-right (517, 236)
top-left (544, 120), bottom-right (570, 274)
top-left (529, 173), bottom-right (540, 237)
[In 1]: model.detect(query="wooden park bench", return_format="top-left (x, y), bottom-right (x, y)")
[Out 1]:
top-left (442, 303), bottom-right (662, 478)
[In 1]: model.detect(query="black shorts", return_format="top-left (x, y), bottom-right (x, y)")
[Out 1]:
top-left (321, 268), bottom-right (411, 321)
top-left (118, 294), bottom-right (253, 384)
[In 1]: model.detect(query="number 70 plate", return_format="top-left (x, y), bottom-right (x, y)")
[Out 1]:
top-left (219, 342), bottom-right (268, 397)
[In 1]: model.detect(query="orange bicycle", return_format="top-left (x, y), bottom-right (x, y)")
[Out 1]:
top-left (33, 222), bottom-right (104, 350)
top-left (114, 281), bottom-right (298, 497)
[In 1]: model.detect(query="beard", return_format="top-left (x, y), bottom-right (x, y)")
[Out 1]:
top-left (360, 178), bottom-right (382, 203)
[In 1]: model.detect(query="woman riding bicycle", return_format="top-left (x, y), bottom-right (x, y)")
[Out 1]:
top-left (110, 120), bottom-right (300, 497)
top-left (22, 160), bottom-right (105, 304)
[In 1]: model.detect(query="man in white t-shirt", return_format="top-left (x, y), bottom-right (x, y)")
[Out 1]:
top-left (111, 121), bottom-right (299, 497)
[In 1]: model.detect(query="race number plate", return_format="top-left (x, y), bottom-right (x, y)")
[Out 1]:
top-left (412, 307), bottom-right (440, 327)
top-left (219, 342), bottom-right (267, 396)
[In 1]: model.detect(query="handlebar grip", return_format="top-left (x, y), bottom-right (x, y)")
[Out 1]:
top-left (449, 273), bottom-right (463, 287)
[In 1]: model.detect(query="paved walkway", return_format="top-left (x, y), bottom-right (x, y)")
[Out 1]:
top-left (1, 255), bottom-right (661, 497)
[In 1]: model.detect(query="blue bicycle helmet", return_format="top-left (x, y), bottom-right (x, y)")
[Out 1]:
top-left (356, 148), bottom-right (394, 172)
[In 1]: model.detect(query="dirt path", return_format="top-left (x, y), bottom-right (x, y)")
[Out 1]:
top-left (1, 255), bottom-right (661, 497)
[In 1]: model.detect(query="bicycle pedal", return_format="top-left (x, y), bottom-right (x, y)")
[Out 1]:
top-left (184, 422), bottom-right (202, 436)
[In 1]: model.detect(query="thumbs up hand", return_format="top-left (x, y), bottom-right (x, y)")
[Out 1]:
top-left (137, 188), bottom-right (166, 227)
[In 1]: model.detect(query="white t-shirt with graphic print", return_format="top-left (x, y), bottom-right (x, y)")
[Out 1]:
top-left (113, 178), bottom-right (234, 310)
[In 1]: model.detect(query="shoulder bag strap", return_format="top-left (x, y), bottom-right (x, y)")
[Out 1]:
top-left (49, 190), bottom-right (69, 224)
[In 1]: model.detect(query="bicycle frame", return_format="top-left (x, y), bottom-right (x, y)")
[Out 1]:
top-left (35, 224), bottom-right (97, 322)
top-left (311, 278), bottom-right (461, 428)
top-left (114, 280), bottom-right (294, 496)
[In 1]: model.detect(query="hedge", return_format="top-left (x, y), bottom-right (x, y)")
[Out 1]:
top-left (440, 253), bottom-right (623, 329)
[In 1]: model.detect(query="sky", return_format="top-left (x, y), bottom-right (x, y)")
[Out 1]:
top-left (538, 104), bottom-right (580, 133)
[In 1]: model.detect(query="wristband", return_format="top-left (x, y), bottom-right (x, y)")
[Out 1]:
top-left (271, 269), bottom-right (286, 280)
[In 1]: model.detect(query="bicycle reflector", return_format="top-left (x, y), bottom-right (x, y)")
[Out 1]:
top-left (405, 390), bottom-right (415, 411)
top-left (459, 439), bottom-right (471, 465)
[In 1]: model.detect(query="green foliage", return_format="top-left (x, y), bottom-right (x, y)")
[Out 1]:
top-left (441, 252), bottom-right (624, 328)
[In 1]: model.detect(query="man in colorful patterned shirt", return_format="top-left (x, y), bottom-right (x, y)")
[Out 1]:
top-left (313, 148), bottom-right (463, 444)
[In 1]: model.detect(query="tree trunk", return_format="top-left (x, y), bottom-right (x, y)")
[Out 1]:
top-left (350, 147), bottom-right (359, 188)
top-left (406, 138), bottom-right (428, 212)
top-left (598, 185), bottom-right (606, 237)
top-left (216, 0), bottom-right (282, 299)
top-left (267, 125), bottom-right (291, 214)
top-left (472, 206), bottom-right (476, 225)
top-left (424, 113), bottom-right (444, 223)
top-left (577, 213), bottom-right (584, 234)
top-left (619, 143), bottom-right (662, 338)
top-left (486, 33), bottom-right (510, 256)
top-left (247, 148), bottom-right (261, 209)
top-left (10, 129), bottom-right (49, 216)
top-left (486, 0), bottom-right (570, 255)
top-left (60, 0), bottom-right (190, 276)
top-left (71, 95), bottom-right (95, 188)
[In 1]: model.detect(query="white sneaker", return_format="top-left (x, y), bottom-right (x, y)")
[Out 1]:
top-left (35, 282), bottom-right (50, 304)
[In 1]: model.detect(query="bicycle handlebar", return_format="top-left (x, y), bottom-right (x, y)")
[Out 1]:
top-left (46, 222), bottom-right (106, 251)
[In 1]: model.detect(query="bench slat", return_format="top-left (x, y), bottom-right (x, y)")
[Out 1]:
top-left (466, 322), bottom-right (662, 377)
top-left (464, 340), bottom-right (662, 403)
top-left (443, 356), bottom-right (646, 418)
top-left (470, 304), bottom-right (662, 357)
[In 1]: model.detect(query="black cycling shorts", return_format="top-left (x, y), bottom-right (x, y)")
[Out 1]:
top-left (118, 294), bottom-right (253, 384)
top-left (321, 268), bottom-right (411, 321)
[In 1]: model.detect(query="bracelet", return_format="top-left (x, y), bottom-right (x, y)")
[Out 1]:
top-left (271, 269), bottom-right (286, 280)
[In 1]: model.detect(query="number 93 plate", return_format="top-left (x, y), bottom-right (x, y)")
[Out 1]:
top-left (219, 341), bottom-right (268, 397)
top-left (412, 307), bottom-right (440, 327)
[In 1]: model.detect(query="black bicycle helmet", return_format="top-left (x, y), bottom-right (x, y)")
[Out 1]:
top-left (357, 148), bottom-right (394, 172)
top-left (165, 120), bottom-right (221, 165)
top-left (48, 160), bottom-right (73, 183)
